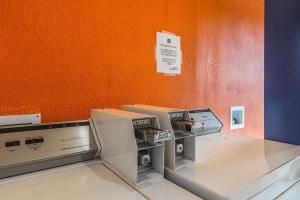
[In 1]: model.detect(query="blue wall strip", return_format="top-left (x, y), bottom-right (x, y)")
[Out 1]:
top-left (265, 0), bottom-right (300, 144)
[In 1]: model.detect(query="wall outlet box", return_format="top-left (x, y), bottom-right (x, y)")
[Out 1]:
top-left (0, 114), bottom-right (41, 126)
top-left (230, 106), bottom-right (244, 130)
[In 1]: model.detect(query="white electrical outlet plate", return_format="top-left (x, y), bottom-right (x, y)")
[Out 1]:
top-left (230, 106), bottom-right (244, 130)
top-left (0, 114), bottom-right (41, 126)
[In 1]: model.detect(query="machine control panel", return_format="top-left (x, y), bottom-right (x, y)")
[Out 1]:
top-left (169, 111), bottom-right (195, 135)
top-left (91, 109), bottom-right (166, 184)
top-left (0, 121), bottom-right (97, 168)
top-left (121, 105), bottom-right (196, 170)
top-left (169, 112), bottom-right (184, 120)
top-left (133, 118), bottom-right (171, 143)
top-left (188, 109), bottom-right (223, 136)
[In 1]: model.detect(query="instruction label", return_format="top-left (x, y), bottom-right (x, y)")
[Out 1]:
top-left (156, 32), bottom-right (182, 75)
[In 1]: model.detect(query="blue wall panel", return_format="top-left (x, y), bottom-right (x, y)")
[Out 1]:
top-left (265, 0), bottom-right (300, 144)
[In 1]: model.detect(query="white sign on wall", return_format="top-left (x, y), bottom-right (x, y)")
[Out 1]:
top-left (156, 32), bottom-right (182, 75)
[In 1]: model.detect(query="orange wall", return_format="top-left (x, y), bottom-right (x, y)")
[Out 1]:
top-left (0, 0), bottom-right (264, 137)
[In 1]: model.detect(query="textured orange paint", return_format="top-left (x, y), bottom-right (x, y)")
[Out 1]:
top-left (0, 0), bottom-right (264, 137)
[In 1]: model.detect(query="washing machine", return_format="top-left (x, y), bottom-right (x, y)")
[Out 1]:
top-left (0, 119), bottom-right (200, 200)
top-left (91, 108), bottom-right (201, 200)
top-left (122, 105), bottom-right (300, 200)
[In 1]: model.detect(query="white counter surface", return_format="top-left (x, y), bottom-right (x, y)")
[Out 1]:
top-left (138, 177), bottom-right (201, 200)
top-left (0, 160), bottom-right (201, 200)
top-left (166, 133), bottom-right (300, 200)
top-left (0, 161), bottom-right (146, 200)
top-left (277, 180), bottom-right (300, 199)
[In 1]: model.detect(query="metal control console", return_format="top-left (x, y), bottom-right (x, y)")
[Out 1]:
top-left (0, 121), bottom-right (98, 178)
top-left (91, 109), bottom-right (172, 185)
top-left (188, 109), bottom-right (223, 136)
top-left (122, 105), bottom-right (199, 170)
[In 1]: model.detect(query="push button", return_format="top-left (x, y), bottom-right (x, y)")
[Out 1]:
top-left (5, 141), bottom-right (21, 147)
top-left (25, 138), bottom-right (44, 145)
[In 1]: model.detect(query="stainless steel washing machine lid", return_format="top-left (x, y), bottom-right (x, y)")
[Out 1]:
top-left (0, 120), bottom-right (147, 200)
top-left (276, 180), bottom-right (300, 200)
top-left (0, 161), bottom-right (147, 200)
top-left (103, 161), bottom-right (202, 200)
top-left (0, 120), bottom-right (202, 200)
top-left (165, 133), bottom-right (300, 200)
top-left (138, 178), bottom-right (202, 200)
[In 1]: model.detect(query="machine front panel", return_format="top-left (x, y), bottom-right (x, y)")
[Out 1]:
top-left (0, 122), bottom-right (97, 168)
